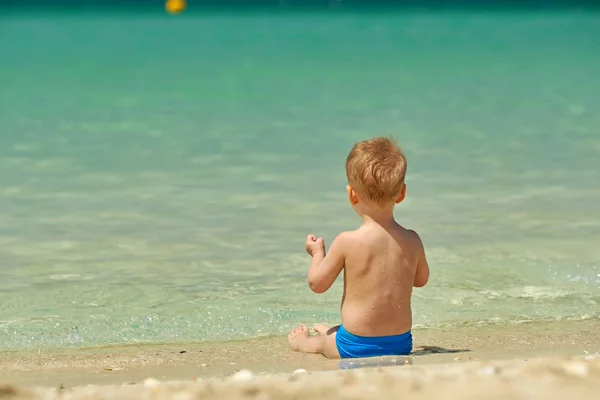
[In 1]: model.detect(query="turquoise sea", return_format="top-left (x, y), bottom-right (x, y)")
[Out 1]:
top-left (1, 9), bottom-right (599, 351)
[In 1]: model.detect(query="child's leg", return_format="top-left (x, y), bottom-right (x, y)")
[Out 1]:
top-left (288, 325), bottom-right (341, 359)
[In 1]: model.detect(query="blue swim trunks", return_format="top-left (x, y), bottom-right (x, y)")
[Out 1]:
top-left (335, 325), bottom-right (413, 359)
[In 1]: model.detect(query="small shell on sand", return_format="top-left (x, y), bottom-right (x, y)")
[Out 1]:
top-left (143, 378), bottom-right (161, 388)
top-left (477, 365), bottom-right (502, 376)
top-left (293, 369), bottom-right (307, 374)
top-left (231, 369), bottom-right (254, 382)
top-left (563, 361), bottom-right (589, 378)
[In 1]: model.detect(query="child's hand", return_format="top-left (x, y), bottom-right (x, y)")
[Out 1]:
top-left (305, 234), bottom-right (325, 257)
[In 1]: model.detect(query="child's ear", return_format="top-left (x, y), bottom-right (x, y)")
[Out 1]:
top-left (346, 185), bottom-right (359, 205)
top-left (395, 183), bottom-right (407, 204)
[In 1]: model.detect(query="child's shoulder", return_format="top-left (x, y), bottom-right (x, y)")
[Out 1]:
top-left (325, 230), bottom-right (358, 257)
top-left (329, 229), bottom-right (364, 249)
top-left (390, 223), bottom-right (424, 247)
top-left (398, 225), bottom-right (421, 238)
top-left (332, 229), bottom-right (360, 243)
top-left (397, 226), bottom-right (425, 252)
top-left (333, 226), bottom-right (381, 249)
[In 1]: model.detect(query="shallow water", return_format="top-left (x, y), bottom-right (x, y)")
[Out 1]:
top-left (1, 10), bottom-right (599, 350)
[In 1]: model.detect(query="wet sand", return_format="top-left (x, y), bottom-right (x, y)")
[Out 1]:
top-left (1, 319), bottom-right (599, 399)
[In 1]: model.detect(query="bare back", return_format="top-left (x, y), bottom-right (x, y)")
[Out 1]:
top-left (340, 223), bottom-right (421, 337)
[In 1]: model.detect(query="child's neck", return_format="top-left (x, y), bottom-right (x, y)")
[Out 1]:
top-left (360, 204), bottom-right (396, 227)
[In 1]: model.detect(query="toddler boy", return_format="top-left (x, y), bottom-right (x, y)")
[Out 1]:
top-left (288, 137), bottom-right (430, 359)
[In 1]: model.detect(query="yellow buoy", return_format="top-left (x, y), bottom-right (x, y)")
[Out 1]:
top-left (165, 0), bottom-right (186, 14)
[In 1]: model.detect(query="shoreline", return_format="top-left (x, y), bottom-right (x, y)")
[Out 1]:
top-left (2, 318), bottom-right (598, 389)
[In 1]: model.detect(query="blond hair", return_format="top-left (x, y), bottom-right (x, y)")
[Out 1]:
top-left (345, 137), bottom-right (407, 205)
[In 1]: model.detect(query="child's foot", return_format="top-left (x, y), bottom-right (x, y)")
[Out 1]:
top-left (288, 324), bottom-right (341, 358)
top-left (288, 325), bottom-right (310, 351)
top-left (313, 325), bottom-right (330, 335)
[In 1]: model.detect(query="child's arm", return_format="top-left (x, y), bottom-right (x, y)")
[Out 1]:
top-left (412, 231), bottom-right (430, 288)
top-left (305, 233), bottom-right (347, 294)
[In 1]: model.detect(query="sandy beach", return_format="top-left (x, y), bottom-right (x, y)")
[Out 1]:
top-left (1, 356), bottom-right (598, 400)
top-left (1, 318), bottom-right (598, 399)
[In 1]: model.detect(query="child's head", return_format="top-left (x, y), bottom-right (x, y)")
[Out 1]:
top-left (345, 137), bottom-right (407, 210)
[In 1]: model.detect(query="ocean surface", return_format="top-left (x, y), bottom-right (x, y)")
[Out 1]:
top-left (1, 9), bottom-right (599, 351)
